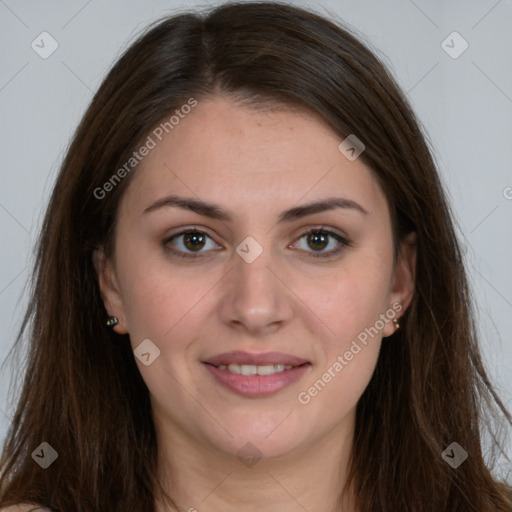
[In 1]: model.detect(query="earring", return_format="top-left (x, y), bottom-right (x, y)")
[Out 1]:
top-left (393, 318), bottom-right (400, 331)
top-left (106, 316), bottom-right (119, 328)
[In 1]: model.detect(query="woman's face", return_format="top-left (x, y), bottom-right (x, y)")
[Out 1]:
top-left (95, 95), bottom-right (415, 462)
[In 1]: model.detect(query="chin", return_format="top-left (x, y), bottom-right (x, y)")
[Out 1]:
top-left (202, 415), bottom-right (311, 461)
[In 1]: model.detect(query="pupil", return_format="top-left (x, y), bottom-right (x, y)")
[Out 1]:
top-left (184, 232), bottom-right (205, 251)
top-left (309, 232), bottom-right (327, 251)
top-left (182, 232), bottom-right (328, 252)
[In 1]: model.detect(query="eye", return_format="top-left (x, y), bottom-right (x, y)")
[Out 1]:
top-left (163, 228), bottom-right (221, 258)
top-left (291, 227), bottom-right (349, 258)
top-left (163, 226), bottom-right (350, 260)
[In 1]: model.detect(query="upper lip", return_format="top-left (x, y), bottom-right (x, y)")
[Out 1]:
top-left (203, 351), bottom-right (310, 367)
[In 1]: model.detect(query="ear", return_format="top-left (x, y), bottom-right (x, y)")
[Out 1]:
top-left (92, 247), bottom-right (129, 335)
top-left (382, 232), bottom-right (417, 338)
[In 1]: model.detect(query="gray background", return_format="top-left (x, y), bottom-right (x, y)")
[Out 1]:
top-left (1, 0), bottom-right (511, 473)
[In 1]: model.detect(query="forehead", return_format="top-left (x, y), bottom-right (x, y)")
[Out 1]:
top-left (120, 95), bottom-right (386, 218)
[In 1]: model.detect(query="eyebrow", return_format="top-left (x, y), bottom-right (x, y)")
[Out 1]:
top-left (143, 194), bottom-right (368, 222)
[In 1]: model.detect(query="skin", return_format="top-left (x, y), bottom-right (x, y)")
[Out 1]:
top-left (94, 95), bottom-right (416, 512)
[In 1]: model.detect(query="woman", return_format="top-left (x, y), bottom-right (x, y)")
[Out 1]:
top-left (0, 2), bottom-right (510, 511)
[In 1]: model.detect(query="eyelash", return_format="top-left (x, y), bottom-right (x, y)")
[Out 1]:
top-left (162, 226), bottom-right (350, 260)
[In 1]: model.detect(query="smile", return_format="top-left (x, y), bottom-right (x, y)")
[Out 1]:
top-left (202, 352), bottom-right (312, 398)
top-left (215, 363), bottom-right (294, 375)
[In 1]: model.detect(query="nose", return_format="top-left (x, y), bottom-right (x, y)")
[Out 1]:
top-left (217, 242), bottom-right (294, 337)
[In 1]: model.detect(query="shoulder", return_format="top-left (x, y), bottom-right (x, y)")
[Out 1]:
top-left (0, 505), bottom-right (51, 512)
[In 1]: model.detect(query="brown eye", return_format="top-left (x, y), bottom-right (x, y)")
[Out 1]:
top-left (164, 229), bottom-right (221, 258)
top-left (182, 231), bottom-right (207, 251)
top-left (292, 228), bottom-right (349, 259)
top-left (306, 231), bottom-right (329, 251)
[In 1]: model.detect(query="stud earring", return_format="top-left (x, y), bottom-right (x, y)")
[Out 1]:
top-left (393, 318), bottom-right (400, 331)
top-left (106, 316), bottom-right (119, 328)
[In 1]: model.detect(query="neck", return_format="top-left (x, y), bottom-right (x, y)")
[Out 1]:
top-left (153, 411), bottom-right (357, 512)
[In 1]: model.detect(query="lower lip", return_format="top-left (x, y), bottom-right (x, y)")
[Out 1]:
top-left (203, 363), bottom-right (311, 398)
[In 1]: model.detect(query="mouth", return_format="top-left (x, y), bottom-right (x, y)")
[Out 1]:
top-left (202, 351), bottom-right (312, 398)
top-left (212, 363), bottom-right (298, 375)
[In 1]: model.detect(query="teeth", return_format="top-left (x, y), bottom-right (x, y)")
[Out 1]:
top-left (229, 363), bottom-right (242, 374)
top-left (257, 364), bottom-right (280, 375)
top-left (241, 365), bottom-right (257, 376)
top-left (217, 364), bottom-right (294, 375)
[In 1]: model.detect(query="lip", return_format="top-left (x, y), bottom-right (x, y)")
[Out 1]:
top-left (202, 350), bottom-right (309, 367)
top-left (202, 351), bottom-right (311, 398)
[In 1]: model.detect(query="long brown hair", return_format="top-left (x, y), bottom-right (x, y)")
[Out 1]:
top-left (1, 2), bottom-right (511, 511)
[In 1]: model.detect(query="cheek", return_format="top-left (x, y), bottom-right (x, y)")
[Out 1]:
top-left (115, 248), bottom-right (225, 397)
top-left (117, 258), bottom-right (213, 410)
top-left (119, 262), bottom-right (207, 347)
top-left (304, 253), bottom-right (393, 345)
top-left (295, 252), bottom-right (391, 405)
top-left (297, 337), bottom-right (381, 433)
top-left (113, 229), bottom-right (204, 333)
top-left (295, 272), bottom-right (388, 420)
